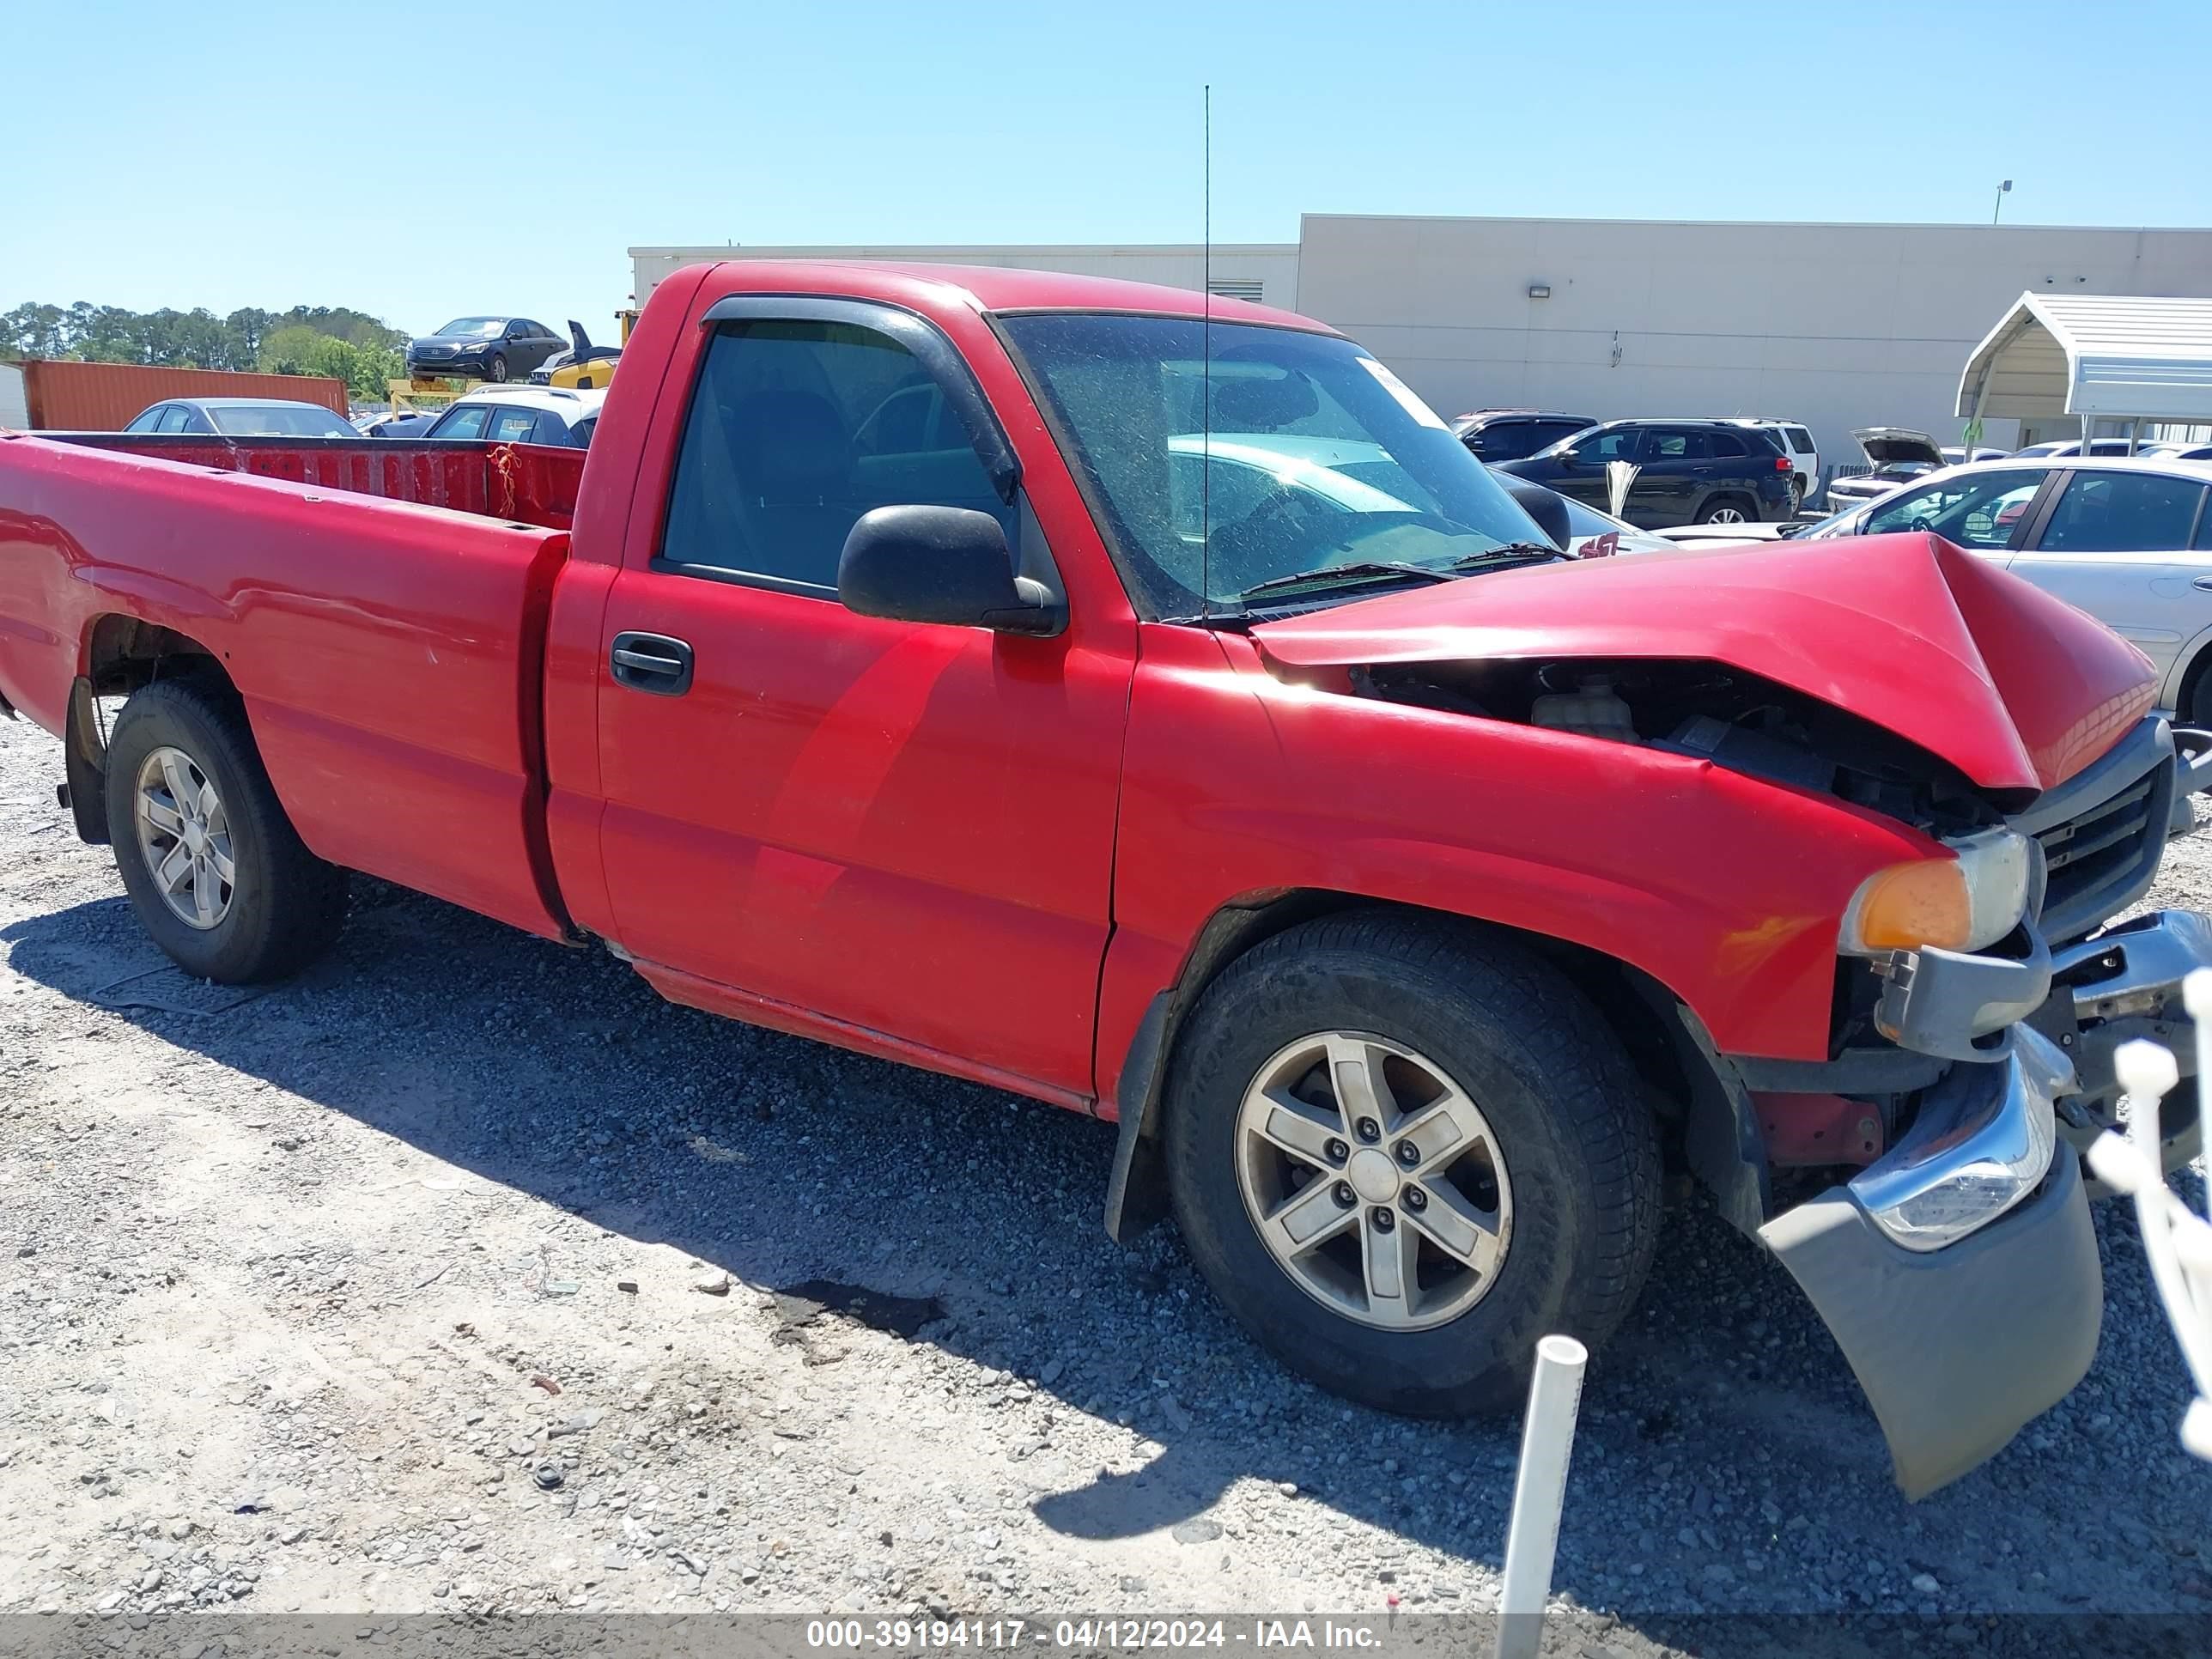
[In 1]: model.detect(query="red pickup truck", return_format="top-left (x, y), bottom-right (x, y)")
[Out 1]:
top-left (5, 262), bottom-right (2208, 1498)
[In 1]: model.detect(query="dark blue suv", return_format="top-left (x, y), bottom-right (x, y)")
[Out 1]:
top-left (1496, 418), bottom-right (1796, 527)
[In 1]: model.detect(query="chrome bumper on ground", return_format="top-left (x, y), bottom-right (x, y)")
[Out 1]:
top-left (1761, 1027), bottom-right (2099, 1498)
top-left (1764, 908), bottom-right (2212, 1497)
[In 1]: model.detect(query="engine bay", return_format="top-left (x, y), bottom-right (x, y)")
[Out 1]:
top-left (1349, 654), bottom-right (2013, 837)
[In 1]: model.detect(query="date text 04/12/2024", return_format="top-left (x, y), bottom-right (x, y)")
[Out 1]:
top-left (804, 1620), bottom-right (1387, 1650)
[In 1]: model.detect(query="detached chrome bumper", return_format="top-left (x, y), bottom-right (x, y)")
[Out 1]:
top-left (1761, 908), bottom-right (2212, 1498)
top-left (1762, 1028), bottom-right (2098, 1498)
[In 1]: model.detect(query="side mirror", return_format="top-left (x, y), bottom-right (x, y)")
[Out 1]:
top-left (838, 505), bottom-right (1064, 635)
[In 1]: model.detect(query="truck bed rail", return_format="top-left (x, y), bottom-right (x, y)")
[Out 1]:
top-left (40, 433), bottom-right (586, 532)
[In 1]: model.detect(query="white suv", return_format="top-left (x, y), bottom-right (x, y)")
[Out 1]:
top-left (1728, 419), bottom-right (1820, 508)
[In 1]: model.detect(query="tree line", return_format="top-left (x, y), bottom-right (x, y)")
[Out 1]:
top-left (0, 301), bottom-right (410, 399)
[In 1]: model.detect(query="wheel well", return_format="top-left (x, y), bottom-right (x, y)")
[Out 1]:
top-left (1159, 890), bottom-right (1692, 1118)
top-left (64, 617), bottom-right (240, 845)
top-left (83, 616), bottom-right (235, 698)
top-left (1104, 890), bottom-right (1765, 1244)
top-left (2176, 643), bottom-right (2212, 725)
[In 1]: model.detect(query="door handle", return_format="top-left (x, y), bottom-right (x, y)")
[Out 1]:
top-left (2193, 576), bottom-right (2212, 592)
top-left (1692, 465), bottom-right (1715, 474)
top-left (611, 631), bottom-right (694, 696)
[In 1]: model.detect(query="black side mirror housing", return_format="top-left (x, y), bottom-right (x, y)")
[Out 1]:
top-left (838, 505), bottom-right (1064, 635)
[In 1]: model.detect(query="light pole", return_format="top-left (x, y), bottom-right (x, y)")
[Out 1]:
top-left (1993, 179), bottom-right (2013, 224)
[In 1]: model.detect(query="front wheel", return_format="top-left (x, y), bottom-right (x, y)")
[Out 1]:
top-left (1164, 911), bottom-right (1661, 1416)
top-left (484, 352), bottom-right (508, 384)
top-left (102, 680), bottom-right (349, 983)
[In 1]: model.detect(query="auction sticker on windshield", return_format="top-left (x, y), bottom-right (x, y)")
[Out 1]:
top-left (1354, 356), bottom-right (1448, 428)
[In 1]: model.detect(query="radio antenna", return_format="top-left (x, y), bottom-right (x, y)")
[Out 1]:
top-left (1198, 85), bottom-right (1216, 623)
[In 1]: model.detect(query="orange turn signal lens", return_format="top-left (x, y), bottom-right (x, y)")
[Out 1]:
top-left (1839, 830), bottom-right (2033, 957)
top-left (1845, 860), bottom-right (1972, 952)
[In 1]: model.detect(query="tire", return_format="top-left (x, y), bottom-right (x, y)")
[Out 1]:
top-left (1695, 495), bottom-right (1753, 525)
top-left (485, 353), bottom-right (508, 384)
top-left (1163, 910), bottom-right (1662, 1416)
top-left (102, 679), bottom-right (348, 983)
top-left (2185, 660), bottom-right (2212, 728)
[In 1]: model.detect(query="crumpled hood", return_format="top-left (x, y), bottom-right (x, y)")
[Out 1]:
top-left (1250, 532), bottom-right (2157, 793)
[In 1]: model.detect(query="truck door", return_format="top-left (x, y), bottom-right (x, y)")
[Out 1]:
top-left (591, 299), bottom-right (1134, 1103)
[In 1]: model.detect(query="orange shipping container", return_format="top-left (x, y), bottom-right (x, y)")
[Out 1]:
top-left (9, 359), bottom-right (350, 430)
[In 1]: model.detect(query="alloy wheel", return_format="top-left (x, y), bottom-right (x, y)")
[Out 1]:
top-left (134, 745), bottom-right (235, 930)
top-left (1234, 1030), bottom-right (1512, 1331)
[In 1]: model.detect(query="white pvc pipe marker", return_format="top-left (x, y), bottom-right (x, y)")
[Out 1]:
top-left (1494, 1334), bottom-right (1589, 1659)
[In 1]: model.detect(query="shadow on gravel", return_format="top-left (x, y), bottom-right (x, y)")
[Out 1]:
top-left (4, 883), bottom-right (2208, 1624)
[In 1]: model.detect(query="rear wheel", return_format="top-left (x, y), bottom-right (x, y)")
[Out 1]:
top-left (102, 680), bottom-right (348, 983)
top-left (1696, 495), bottom-right (1753, 525)
top-left (1164, 911), bottom-right (1661, 1415)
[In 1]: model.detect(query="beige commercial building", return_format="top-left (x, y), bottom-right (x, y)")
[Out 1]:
top-left (633, 216), bottom-right (2212, 469)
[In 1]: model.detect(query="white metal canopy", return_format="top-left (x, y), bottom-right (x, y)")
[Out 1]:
top-left (1957, 293), bottom-right (2212, 425)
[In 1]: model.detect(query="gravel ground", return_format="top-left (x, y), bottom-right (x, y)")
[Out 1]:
top-left (1, 712), bottom-right (2208, 1655)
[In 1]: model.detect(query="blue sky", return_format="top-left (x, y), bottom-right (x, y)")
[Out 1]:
top-left (7, 0), bottom-right (2209, 337)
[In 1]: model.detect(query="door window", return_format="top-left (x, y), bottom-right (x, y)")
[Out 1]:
top-left (1645, 428), bottom-right (1712, 461)
top-left (1571, 426), bottom-right (1643, 463)
top-left (1707, 430), bottom-right (1749, 459)
top-left (659, 319), bottom-right (1013, 592)
top-left (154, 405), bottom-right (194, 434)
top-left (1468, 422), bottom-right (1540, 460)
top-left (428, 403), bottom-right (492, 440)
top-left (2035, 470), bottom-right (2208, 553)
top-left (485, 405), bottom-right (544, 443)
top-left (125, 406), bottom-right (165, 433)
top-left (1863, 469), bottom-right (2045, 550)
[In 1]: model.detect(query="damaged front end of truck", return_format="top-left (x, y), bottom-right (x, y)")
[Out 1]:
top-left (1249, 531), bottom-right (2212, 1497)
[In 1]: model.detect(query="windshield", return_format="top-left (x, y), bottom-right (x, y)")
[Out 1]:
top-left (434, 317), bottom-right (505, 338)
top-left (207, 404), bottom-right (356, 437)
top-left (1000, 314), bottom-right (1549, 616)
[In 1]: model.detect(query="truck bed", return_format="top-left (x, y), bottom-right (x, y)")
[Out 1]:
top-left (45, 433), bottom-right (586, 532)
top-left (0, 431), bottom-right (575, 939)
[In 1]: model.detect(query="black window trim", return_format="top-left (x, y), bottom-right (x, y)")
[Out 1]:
top-left (648, 295), bottom-right (1027, 601)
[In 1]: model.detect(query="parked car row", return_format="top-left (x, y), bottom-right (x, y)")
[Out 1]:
top-left (1455, 410), bottom-right (1820, 526)
top-left (122, 386), bottom-right (604, 452)
top-left (1492, 417), bottom-right (1804, 526)
top-left (1826, 428), bottom-right (2212, 512)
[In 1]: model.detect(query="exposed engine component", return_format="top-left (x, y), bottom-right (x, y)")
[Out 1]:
top-left (1350, 655), bottom-right (2010, 839)
top-left (1531, 674), bottom-right (1636, 744)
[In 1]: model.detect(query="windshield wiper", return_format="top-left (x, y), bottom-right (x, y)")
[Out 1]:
top-left (1239, 561), bottom-right (1457, 602)
top-left (1448, 542), bottom-right (1566, 569)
